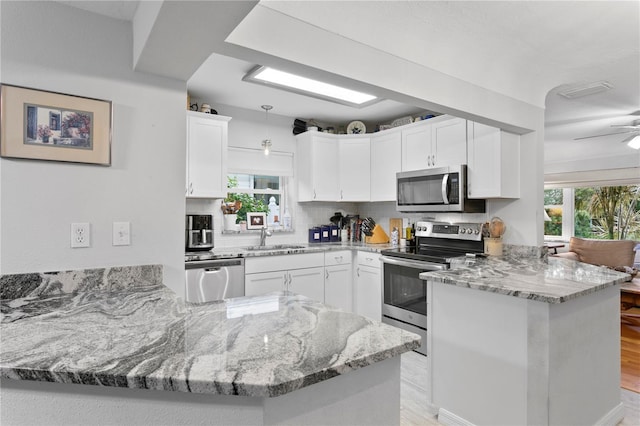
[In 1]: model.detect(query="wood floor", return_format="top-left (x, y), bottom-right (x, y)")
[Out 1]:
top-left (400, 350), bottom-right (640, 426)
top-left (621, 323), bottom-right (640, 393)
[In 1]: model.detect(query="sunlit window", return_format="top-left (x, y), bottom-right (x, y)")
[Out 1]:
top-left (226, 174), bottom-right (290, 229)
top-left (544, 185), bottom-right (639, 241)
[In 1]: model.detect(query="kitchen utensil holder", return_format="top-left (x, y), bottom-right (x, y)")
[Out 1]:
top-left (484, 237), bottom-right (503, 256)
top-left (365, 224), bottom-right (390, 244)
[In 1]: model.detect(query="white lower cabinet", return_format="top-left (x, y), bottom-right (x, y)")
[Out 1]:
top-left (324, 251), bottom-right (353, 312)
top-left (245, 271), bottom-right (288, 295)
top-left (289, 267), bottom-right (325, 302)
top-left (354, 252), bottom-right (382, 321)
top-left (245, 250), bottom-right (382, 319)
top-left (245, 253), bottom-right (325, 302)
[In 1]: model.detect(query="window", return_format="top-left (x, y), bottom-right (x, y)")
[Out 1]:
top-left (227, 174), bottom-right (290, 229)
top-left (544, 185), bottom-right (640, 241)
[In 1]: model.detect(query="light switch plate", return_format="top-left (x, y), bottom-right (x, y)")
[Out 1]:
top-left (71, 223), bottom-right (90, 248)
top-left (113, 222), bottom-right (131, 246)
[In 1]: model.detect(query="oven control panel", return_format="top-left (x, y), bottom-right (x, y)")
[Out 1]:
top-left (415, 221), bottom-right (483, 241)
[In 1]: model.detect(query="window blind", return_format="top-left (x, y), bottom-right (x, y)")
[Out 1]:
top-left (227, 147), bottom-right (294, 177)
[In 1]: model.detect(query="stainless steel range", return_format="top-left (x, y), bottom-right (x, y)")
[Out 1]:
top-left (380, 221), bottom-right (485, 355)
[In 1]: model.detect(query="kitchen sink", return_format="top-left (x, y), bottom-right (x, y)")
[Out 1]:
top-left (244, 244), bottom-right (306, 251)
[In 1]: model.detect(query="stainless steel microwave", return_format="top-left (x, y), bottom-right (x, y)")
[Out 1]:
top-left (396, 165), bottom-right (485, 213)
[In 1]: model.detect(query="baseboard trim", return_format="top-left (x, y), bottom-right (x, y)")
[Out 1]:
top-left (597, 402), bottom-right (625, 426)
top-left (438, 408), bottom-right (475, 426)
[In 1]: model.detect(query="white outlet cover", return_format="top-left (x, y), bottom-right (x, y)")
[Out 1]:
top-left (71, 223), bottom-right (90, 248)
top-left (113, 222), bottom-right (131, 246)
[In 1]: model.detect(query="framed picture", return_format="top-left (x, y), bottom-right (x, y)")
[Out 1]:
top-left (246, 212), bottom-right (267, 230)
top-left (0, 84), bottom-right (112, 165)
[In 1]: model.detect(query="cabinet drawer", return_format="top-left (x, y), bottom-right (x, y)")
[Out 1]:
top-left (324, 250), bottom-right (353, 267)
top-left (357, 251), bottom-right (381, 267)
top-left (245, 252), bottom-right (324, 274)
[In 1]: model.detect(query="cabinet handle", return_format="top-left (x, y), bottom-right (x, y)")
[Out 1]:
top-left (189, 182), bottom-right (193, 194)
top-left (325, 269), bottom-right (329, 279)
top-left (313, 190), bottom-right (317, 199)
top-left (356, 267), bottom-right (360, 277)
top-left (340, 190), bottom-right (344, 200)
top-left (468, 182), bottom-right (472, 196)
top-left (432, 154), bottom-right (436, 166)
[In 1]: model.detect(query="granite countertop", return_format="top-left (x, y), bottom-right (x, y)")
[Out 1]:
top-left (0, 267), bottom-right (419, 398)
top-left (420, 254), bottom-right (631, 304)
top-left (188, 242), bottom-right (393, 261)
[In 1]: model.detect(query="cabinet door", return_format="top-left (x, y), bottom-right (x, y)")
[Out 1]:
top-left (354, 265), bottom-right (382, 321)
top-left (312, 136), bottom-right (340, 201)
top-left (370, 131), bottom-right (401, 201)
top-left (467, 121), bottom-right (520, 199)
top-left (431, 117), bottom-right (467, 168)
top-left (324, 264), bottom-right (353, 312)
top-left (339, 137), bottom-right (370, 201)
top-left (289, 267), bottom-right (325, 302)
top-left (401, 124), bottom-right (431, 171)
top-left (245, 271), bottom-right (286, 296)
top-left (186, 113), bottom-right (228, 198)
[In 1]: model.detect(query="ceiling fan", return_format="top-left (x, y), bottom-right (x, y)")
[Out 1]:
top-left (574, 112), bottom-right (640, 148)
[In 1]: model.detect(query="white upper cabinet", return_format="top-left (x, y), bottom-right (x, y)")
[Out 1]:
top-left (339, 137), bottom-right (370, 201)
top-left (431, 117), bottom-right (467, 167)
top-left (467, 121), bottom-right (520, 199)
top-left (401, 116), bottom-right (466, 171)
top-left (297, 133), bottom-right (338, 201)
top-left (370, 130), bottom-right (402, 201)
top-left (401, 123), bottom-right (431, 171)
top-left (186, 111), bottom-right (231, 198)
top-left (297, 133), bottom-right (370, 202)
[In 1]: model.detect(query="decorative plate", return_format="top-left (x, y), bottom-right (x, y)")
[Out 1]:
top-left (347, 120), bottom-right (366, 134)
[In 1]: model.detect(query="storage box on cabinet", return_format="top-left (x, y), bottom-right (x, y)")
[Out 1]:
top-left (355, 252), bottom-right (382, 321)
top-left (467, 121), bottom-right (520, 199)
top-left (185, 111), bottom-right (231, 198)
top-left (324, 251), bottom-right (353, 312)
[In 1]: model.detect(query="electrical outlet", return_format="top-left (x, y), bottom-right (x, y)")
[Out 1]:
top-left (71, 223), bottom-right (90, 248)
top-left (113, 222), bottom-right (131, 246)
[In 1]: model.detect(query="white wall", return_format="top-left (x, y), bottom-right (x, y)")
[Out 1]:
top-left (0, 2), bottom-right (186, 295)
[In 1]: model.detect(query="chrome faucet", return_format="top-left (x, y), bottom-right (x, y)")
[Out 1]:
top-left (259, 226), bottom-right (272, 247)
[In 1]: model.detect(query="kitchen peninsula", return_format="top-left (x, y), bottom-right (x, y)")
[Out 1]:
top-left (421, 254), bottom-right (630, 426)
top-left (0, 265), bottom-right (420, 426)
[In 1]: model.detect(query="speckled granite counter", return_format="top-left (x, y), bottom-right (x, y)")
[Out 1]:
top-left (199, 242), bottom-right (392, 260)
top-left (0, 265), bottom-right (418, 398)
top-left (419, 254), bottom-right (630, 303)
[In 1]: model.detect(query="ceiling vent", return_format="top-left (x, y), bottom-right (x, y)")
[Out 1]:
top-left (557, 81), bottom-right (614, 99)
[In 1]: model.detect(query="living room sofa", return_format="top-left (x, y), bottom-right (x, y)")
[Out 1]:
top-left (553, 237), bottom-right (637, 269)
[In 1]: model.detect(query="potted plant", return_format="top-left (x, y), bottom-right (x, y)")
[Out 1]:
top-left (37, 125), bottom-right (52, 143)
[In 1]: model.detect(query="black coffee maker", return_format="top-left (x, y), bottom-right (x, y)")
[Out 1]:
top-left (186, 215), bottom-right (214, 251)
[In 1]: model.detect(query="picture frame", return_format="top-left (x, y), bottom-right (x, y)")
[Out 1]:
top-left (246, 212), bottom-right (267, 230)
top-left (0, 84), bottom-right (112, 165)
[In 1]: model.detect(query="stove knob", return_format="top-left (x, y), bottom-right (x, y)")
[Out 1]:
top-left (459, 228), bottom-right (466, 234)
top-left (466, 228), bottom-right (473, 234)
top-left (474, 229), bottom-right (480, 234)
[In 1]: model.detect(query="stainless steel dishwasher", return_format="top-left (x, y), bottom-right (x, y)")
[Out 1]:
top-left (185, 257), bottom-right (245, 303)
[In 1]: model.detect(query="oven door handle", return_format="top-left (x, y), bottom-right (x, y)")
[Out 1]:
top-left (380, 256), bottom-right (447, 271)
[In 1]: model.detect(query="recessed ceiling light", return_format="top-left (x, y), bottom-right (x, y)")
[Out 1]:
top-left (557, 81), bottom-right (614, 99)
top-left (243, 66), bottom-right (380, 108)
